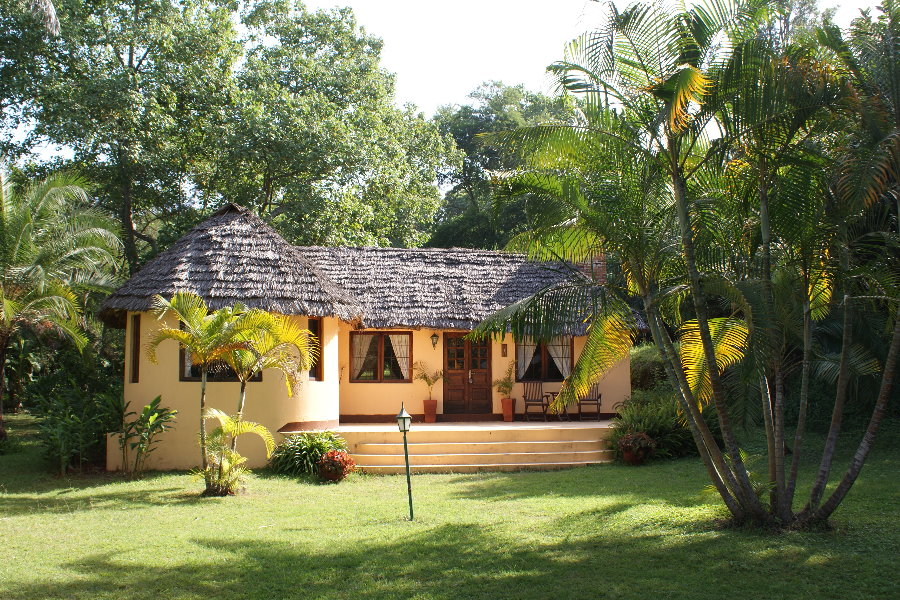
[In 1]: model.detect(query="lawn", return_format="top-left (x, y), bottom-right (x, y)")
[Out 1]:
top-left (1, 414), bottom-right (898, 600)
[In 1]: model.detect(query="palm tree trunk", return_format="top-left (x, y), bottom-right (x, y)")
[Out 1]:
top-left (671, 164), bottom-right (771, 522)
top-left (645, 306), bottom-right (744, 518)
top-left (773, 368), bottom-right (790, 521)
top-left (231, 379), bottom-right (247, 453)
top-left (809, 290), bottom-right (900, 522)
top-left (0, 335), bottom-right (8, 442)
top-left (200, 367), bottom-right (209, 473)
top-left (786, 292), bottom-right (813, 506)
top-left (803, 273), bottom-right (853, 517)
top-left (758, 154), bottom-right (788, 520)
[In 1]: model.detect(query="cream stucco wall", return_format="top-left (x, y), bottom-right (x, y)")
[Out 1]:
top-left (109, 314), bottom-right (632, 471)
top-left (108, 312), bottom-right (341, 471)
top-left (336, 325), bottom-right (631, 417)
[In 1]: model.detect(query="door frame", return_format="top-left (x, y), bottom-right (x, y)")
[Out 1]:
top-left (442, 331), bottom-right (493, 415)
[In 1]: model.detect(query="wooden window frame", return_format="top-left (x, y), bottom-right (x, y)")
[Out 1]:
top-left (308, 317), bottom-right (323, 381)
top-left (515, 338), bottom-right (575, 383)
top-left (348, 331), bottom-right (413, 383)
top-left (130, 314), bottom-right (140, 384)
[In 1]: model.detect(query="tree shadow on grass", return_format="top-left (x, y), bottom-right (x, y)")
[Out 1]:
top-left (0, 485), bottom-right (203, 517)
top-left (444, 462), bottom-right (715, 508)
top-left (5, 518), bottom-right (893, 600)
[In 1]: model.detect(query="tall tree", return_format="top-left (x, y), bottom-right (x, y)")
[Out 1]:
top-left (212, 2), bottom-right (458, 248)
top-left (428, 82), bottom-right (575, 249)
top-left (9, 0), bottom-right (458, 269)
top-left (17, 0), bottom-right (241, 273)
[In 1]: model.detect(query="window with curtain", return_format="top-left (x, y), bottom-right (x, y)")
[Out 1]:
top-left (516, 337), bottom-right (573, 381)
top-left (349, 332), bottom-right (412, 382)
top-left (178, 323), bottom-right (261, 382)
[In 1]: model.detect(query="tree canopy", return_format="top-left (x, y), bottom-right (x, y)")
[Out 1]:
top-left (4, 0), bottom-right (459, 271)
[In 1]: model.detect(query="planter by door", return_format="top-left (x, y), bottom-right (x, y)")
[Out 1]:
top-left (423, 399), bottom-right (438, 423)
top-left (501, 398), bottom-right (515, 422)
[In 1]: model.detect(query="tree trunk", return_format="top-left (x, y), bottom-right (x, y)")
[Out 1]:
top-left (809, 288), bottom-right (900, 522)
top-left (774, 369), bottom-right (790, 521)
top-left (803, 279), bottom-right (853, 517)
top-left (199, 368), bottom-right (209, 474)
top-left (118, 141), bottom-right (140, 275)
top-left (0, 335), bottom-right (9, 442)
top-left (645, 306), bottom-right (744, 518)
top-left (670, 162), bottom-right (770, 522)
top-left (786, 292), bottom-right (812, 506)
top-left (760, 375), bottom-right (777, 510)
top-left (231, 379), bottom-right (247, 453)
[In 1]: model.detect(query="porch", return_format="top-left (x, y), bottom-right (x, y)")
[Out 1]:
top-left (334, 421), bottom-right (615, 474)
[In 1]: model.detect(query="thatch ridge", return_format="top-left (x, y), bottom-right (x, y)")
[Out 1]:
top-left (99, 204), bottom-right (364, 327)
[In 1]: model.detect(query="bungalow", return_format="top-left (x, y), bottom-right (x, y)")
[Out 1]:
top-left (99, 204), bottom-right (630, 470)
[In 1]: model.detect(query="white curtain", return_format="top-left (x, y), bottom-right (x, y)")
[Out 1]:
top-left (547, 337), bottom-right (572, 378)
top-left (352, 334), bottom-right (375, 379)
top-left (517, 340), bottom-right (537, 379)
top-left (388, 334), bottom-right (410, 379)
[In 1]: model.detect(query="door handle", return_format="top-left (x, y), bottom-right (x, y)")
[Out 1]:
top-left (468, 369), bottom-right (473, 384)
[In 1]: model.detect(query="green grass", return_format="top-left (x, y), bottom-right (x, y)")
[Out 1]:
top-left (1, 413), bottom-right (898, 600)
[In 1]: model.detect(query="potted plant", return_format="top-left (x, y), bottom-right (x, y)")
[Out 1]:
top-left (413, 361), bottom-right (444, 423)
top-left (492, 360), bottom-right (517, 422)
top-left (617, 431), bottom-right (657, 466)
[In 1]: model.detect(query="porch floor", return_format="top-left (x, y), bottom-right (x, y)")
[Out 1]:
top-left (337, 420), bottom-right (615, 474)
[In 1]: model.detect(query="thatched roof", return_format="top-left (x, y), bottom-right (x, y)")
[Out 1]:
top-left (296, 246), bottom-right (582, 332)
top-left (99, 204), bottom-right (364, 327)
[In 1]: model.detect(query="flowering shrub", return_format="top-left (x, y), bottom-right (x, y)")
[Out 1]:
top-left (617, 431), bottom-right (657, 458)
top-left (317, 449), bottom-right (356, 482)
top-left (269, 431), bottom-right (348, 477)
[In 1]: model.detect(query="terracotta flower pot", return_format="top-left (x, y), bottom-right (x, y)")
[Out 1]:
top-left (501, 397), bottom-right (515, 422)
top-left (622, 450), bottom-right (646, 466)
top-left (423, 399), bottom-right (438, 423)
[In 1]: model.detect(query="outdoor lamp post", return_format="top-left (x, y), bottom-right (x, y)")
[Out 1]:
top-left (396, 403), bottom-right (414, 521)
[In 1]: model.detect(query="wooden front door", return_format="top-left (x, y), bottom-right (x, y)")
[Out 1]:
top-left (443, 333), bottom-right (492, 414)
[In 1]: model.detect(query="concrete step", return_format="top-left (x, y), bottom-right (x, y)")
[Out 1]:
top-left (354, 440), bottom-right (610, 455)
top-left (338, 425), bottom-right (611, 446)
top-left (355, 460), bottom-right (610, 474)
top-left (352, 449), bottom-right (613, 467)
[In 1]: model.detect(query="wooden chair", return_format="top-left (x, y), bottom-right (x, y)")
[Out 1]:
top-left (578, 383), bottom-right (602, 421)
top-left (522, 382), bottom-right (549, 421)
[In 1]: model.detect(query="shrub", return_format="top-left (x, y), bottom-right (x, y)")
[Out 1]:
top-left (36, 385), bottom-right (125, 475)
top-left (0, 436), bottom-right (25, 455)
top-left (200, 409), bottom-right (274, 496)
top-left (610, 384), bottom-right (723, 460)
top-left (268, 431), bottom-right (348, 477)
top-left (317, 449), bottom-right (356, 482)
top-left (629, 342), bottom-right (670, 391)
top-left (120, 396), bottom-right (177, 476)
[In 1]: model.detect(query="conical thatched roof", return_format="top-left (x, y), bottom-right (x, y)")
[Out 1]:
top-left (99, 204), bottom-right (364, 327)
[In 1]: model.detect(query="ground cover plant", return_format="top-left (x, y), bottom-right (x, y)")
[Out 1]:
top-left (2, 414), bottom-right (898, 600)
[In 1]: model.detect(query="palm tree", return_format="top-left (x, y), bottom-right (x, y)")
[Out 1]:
top-left (801, 1), bottom-right (900, 522)
top-left (202, 407), bottom-right (275, 496)
top-left (0, 170), bottom-right (120, 441)
top-left (220, 311), bottom-right (315, 452)
top-left (146, 293), bottom-right (253, 482)
top-left (481, 0), bottom-right (895, 526)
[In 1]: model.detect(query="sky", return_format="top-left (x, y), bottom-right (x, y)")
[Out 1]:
top-left (303, 0), bottom-right (868, 117)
